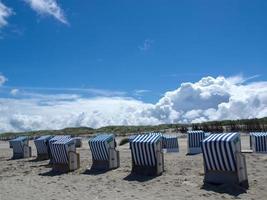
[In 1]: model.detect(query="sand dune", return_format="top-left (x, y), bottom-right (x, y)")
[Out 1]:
top-left (0, 133), bottom-right (267, 200)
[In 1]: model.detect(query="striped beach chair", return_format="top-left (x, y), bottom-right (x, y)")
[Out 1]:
top-left (88, 134), bottom-right (120, 170)
top-left (9, 136), bottom-right (32, 159)
top-left (128, 135), bottom-right (137, 149)
top-left (48, 135), bottom-right (71, 163)
top-left (250, 132), bottom-right (267, 153)
top-left (130, 133), bottom-right (164, 176)
top-left (49, 137), bottom-right (80, 172)
top-left (201, 133), bottom-right (248, 188)
top-left (34, 135), bottom-right (53, 160)
top-left (187, 130), bottom-right (209, 154)
top-left (128, 135), bottom-right (137, 143)
top-left (162, 135), bottom-right (179, 152)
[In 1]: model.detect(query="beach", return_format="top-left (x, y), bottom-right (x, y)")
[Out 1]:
top-left (0, 133), bottom-right (267, 200)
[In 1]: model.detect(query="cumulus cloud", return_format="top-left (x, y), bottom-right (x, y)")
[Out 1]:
top-left (0, 75), bottom-right (267, 132)
top-left (25, 0), bottom-right (68, 24)
top-left (149, 76), bottom-right (267, 123)
top-left (0, 1), bottom-right (13, 29)
top-left (0, 97), bottom-right (157, 132)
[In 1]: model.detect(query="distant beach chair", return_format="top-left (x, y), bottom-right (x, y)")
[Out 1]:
top-left (9, 136), bottom-right (32, 159)
top-left (73, 137), bottom-right (82, 148)
top-left (162, 135), bottom-right (179, 152)
top-left (129, 133), bottom-right (164, 176)
top-left (187, 130), bottom-right (209, 154)
top-left (128, 135), bottom-right (137, 149)
top-left (49, 137), bottom-right (80, 172)
top-left (250, 132), bottom-right (267, 153)
top-left (88, 134), bottom-right (120, 170)
top-left (34, 135), bottom-right (53, 160)
top-left (48, 135), bottom-right (71, 163)
top-left (128, 135), bottom-right (137, 143)
top-left (201, 132), bottom-right (248, 188)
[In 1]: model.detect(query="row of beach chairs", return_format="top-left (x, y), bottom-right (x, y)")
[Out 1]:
top-left (8, 131), bottom-right (267, 188)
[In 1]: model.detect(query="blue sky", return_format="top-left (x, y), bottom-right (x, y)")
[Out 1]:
top-left (1, 0), bottom-right (266, 102)
top-left (0, 0), bottom-right (267, 132)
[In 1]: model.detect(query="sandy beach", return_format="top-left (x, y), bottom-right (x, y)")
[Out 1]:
top-left (0, 133), bottom-right (267, 200)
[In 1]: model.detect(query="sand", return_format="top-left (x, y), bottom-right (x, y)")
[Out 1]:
top-left (0, 133), bottom-right (267, 200)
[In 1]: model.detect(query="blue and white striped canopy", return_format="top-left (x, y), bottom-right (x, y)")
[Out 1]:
top-left (188, 130), bottom-right (207, 148)
top-left (128, 135), bottom-right (137, 142)
top-left (35, 135), bottom-right (52, 141)
top-left (48, 135), bottom-right (71, 147)
top-left (52, 137), bottom-right (74, 145)
top-left (48, 135), bottom-right (71, 162)
top-left (34, 135), bottom-right (52, 154)
top-left (10, 136), bottom-right (28, 142)
top-left (89, 134), bottom-right (114, 142)
top-left (50, 137), bottom-right (75, 164)
top-left (250, 132), bottom-right (267, 152)
top-left (9, 136), bottom-right (28, 153)
top-left (130, 133), bottom-right (162, 167)
top-left (88, 134), bottom-right (114, 161)
top-left (201, 132), bottom-right (240, 172)
top-left (162, 135), bottom-right (179, 150)
top-left (49, 135), bottom-right (71, 143)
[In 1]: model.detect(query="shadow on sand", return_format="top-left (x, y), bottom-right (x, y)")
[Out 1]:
top-left (201, 183), bottom-right (247, 197)
top-left (82, 168), bottom-right (110, 175)
top-left (27, 158), bottom-right (47, 162)
top-left (123, 173), bottom-right (157, 182)
top-left (6, 158), bottom-right (24, 161)
top-left (39, 170), bottom-right (67, 177)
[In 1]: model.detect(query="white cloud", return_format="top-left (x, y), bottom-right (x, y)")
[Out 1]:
top-left (146, 75), bottom-right (267, 124)
top-left (10, 89), bottom-right (19, 96)
top-left (139, 39), bottom-right (154, 51)
top-left (0, 96), bottom-right (157, 132)
top-left (133, 89), bottom-right (151, 97)
top-left (25, 0), bottom-right (68, 24)
top-left (0, 74), bottom-right (7, 86)
top-left (0, 75), bottom-right (267, 132)
top-left (0, 1), bottom-right (13, 29)
top-left (4, 86), bottom-right (126, 97)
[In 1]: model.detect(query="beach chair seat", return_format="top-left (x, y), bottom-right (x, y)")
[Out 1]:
top-left (34, 135), bottom-right (53, 160)
top-left (88, 134), bottom-right (120, 170)
top-left (130, 133), bottom-right (164, 176)
top-left (187, 130), bottom-right (209, 154)
top-left (250, 132), bottom-right (267, 153)
top-left (162, 135), bottom-right (179, 153)
top-left (50, 137), bottom-right (80, 172)
top-left (9, 136), bottom-right (31, 159)
top-left (73, 137), bottom-right (82, 148)
top-left (201, 132), bottom-right (248, 188)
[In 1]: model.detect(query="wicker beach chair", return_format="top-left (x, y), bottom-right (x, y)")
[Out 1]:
top-left (129, 133), bottom-right (164, 176)
top-left (49, 137), bottom-right (80, 172)
top-left (34, 135), bottom-right (53, 160)
top-left (48, 135), bottom-right (71, 163)
top-left (187, 130), bottom-right (210, 154)
top-left (162, 135), bottom-right (179, 152)
top-left (250, 132), bottom-right (267, 153)
top-left (88, 134), bottom-right (120, 170)
top-left (201, 132), bottom-right (248, 188)
top-left (9, 136), bottom-right (31, 159)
